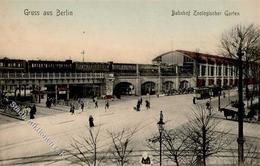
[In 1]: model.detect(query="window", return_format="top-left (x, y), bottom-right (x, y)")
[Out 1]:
top-left (218, 66), bottom-right (222, 76)
top-left (211, 66), bottom-right (214, 76)
top-left (202, 66), bottom-right (206, 76)
top-left (225, 67), bottom-right (228, 76)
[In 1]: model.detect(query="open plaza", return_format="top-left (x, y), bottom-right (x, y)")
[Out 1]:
top-left (0, 90), bottom-right (260, 165)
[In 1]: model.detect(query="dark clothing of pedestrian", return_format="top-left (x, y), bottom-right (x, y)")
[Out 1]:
top-left (193, 97), bottom-right (196, 104)
top-left (46, 99), bottom-right (51, 108)
top-left (105, 100), bottom-right (109, 110)
top-left (145, 100), bottom-right (150, 109)
top-left (141, 157), bottom-right (151, 164)
top-left (81, 102), bottom-right (84, 112)
top-left (30, 110), bottom-right (35, 119)
top-left (52, 98), bottom-right (56, 106)
top-left (95, 100), bottom-right (98, 108)
top-left (70, 104), bottom-right (75, 114)
top-left (30, 105), bottom-right (36, 119)
top-left (206, 101), bottom-right (210, 109)
top-left (89, 115), bottom-right (94, 127)
top-left (136, 102), bottom-right (141, 111)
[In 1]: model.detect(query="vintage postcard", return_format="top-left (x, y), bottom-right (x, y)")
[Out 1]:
top-left (0, 0), bottom-right (260, 165)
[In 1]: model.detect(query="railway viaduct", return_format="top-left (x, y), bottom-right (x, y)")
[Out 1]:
top-left (0, 72), bottom-right (194, 103)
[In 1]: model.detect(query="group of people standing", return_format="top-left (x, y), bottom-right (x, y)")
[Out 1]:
top-left (135, 96), bottom-right (150, 111)
top-left (46, 97), bottom-right (56, 108)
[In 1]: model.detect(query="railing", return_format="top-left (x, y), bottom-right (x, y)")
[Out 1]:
top-left (0, 72), bottom-right (105, 79)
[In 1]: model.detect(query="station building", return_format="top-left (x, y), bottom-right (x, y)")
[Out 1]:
top-left (152, 50), bottom-right (241, 88)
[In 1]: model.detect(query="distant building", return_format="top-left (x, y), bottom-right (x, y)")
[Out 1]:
top-left (152, 50), bottom-right (259, 88)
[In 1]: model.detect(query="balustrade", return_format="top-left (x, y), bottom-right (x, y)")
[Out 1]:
top-left (0, 72), bottom-right (105, 79)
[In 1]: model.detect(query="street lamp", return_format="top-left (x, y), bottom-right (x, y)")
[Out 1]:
top-left (218, 86), bottom-right (221, 111)
top-left (157, 111), bottom-right (165, 166)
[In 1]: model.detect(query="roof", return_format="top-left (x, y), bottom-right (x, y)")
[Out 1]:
top-left (153, 50), bottom-right (236, 64)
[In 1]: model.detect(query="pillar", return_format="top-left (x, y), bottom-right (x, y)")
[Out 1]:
top-left (158, 64), bottom-right (161, 94)
top-left (66, 84), bottom-right (70, 100)
top-left (18, 85), bottom-right (21, 96)
top-left (105, 73), bottom-right (115, 96)
top-left (38, 85), bottom-right (41, 103)
top-left (214, 63), bottom-right (217, 85)
top-left (175, 66), bottom-right (179, 89)
top-left (136, 64), bottom-right (141, 95)
top-left (55, 84), bottom-right (58, 101)
top-left (221, 64), bottom-right (224, 87)
top-left (227, 64), bottom-right (230, 86)
top-left (205, 63), bottom-right (209, 86)
top-left (199, 64), bottom-right (202, 77)
top-left (23, 85), bottom-right (26, 96)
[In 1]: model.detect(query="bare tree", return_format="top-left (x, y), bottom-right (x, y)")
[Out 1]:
top-left (244, 142), bottom-right (260, 165)
top-left (231, 142), bottom-right (260, 166)
top-left (221, 24), bottom-right (260, 108)
top-left (220, 24), bottom-right (260, 60)
top-left (147, 105), bottom-right (230, 166)
top-left (67, 128), bottom-right (106, 166)
top-left (107, 128), bottom-right (137, 166)
top-left (147, 128), bottom-right (189, 166)
top-left (181, 105), bottom-right (231, 166)
top-left (220, 23), bottom-right (260, 165)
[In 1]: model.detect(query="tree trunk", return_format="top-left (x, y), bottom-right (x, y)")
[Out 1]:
top-left (175, 156), bottom-right (180, 166)
top-left (258, 84), bottom-right (260, 121)
top-left (202, 126), bottom-right (206, 166)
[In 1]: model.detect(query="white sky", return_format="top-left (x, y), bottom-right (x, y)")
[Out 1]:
top-left (0, 0), bottom-right (259, 63)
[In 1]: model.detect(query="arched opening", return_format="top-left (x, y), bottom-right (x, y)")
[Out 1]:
top-left (114, 82), bottom-right (135, 98)
top-left (162, 81), bottom-right (174, 94)
top-left (179, 80), bottom-right (189, 89)
top-left (141, 81), bottom-right (156, 95)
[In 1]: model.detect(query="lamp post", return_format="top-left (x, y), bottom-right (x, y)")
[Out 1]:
top-left (237, 49), bottom-right (244, 165)
top-left (157, 111), bottom-right (165, 166)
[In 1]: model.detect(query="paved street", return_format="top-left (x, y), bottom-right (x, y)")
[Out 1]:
top-left (0, 91), bottom-right (259, 165)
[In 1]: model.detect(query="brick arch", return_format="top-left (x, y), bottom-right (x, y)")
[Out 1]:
top-left (141, 81), bottom-right (157, 95)
top-left (162, 81), bottom-right (174, 93)
top-left (179, 80), bottom-right (189, 89)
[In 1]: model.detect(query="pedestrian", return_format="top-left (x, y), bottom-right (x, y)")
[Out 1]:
top-left (70, 103), bottom-right (75, 115)
top-left (138, 96), bottom-right (143, 105)
top-left (53, 98), bottom-right (56, 106)
top-left (145, 100), bottom-right (150, 110)
top-left (223, 91), bottom-right (226, 98)
top-left (46, 98), bottom-right (51, 108)
top-left (81, 102), bottom-right (84, 112)
top-left (89, 115), bottom-right (94, 127)
top-left (95, 99), bottom-right (98, 108)
top-left (105, 100), bottom-right (109, 110)
top-left (136, 101), bottom-right (141, 111)
top-left (206, 100), bottom-right (211, 115)
top-left (193, 97), bottom-right (196, 104)
top-left (29, 104), bottom-right (36, 119)
top-left (29, 108), bottom-right (34, 119)
top-left (140, 152), bottom-right (152, 166)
